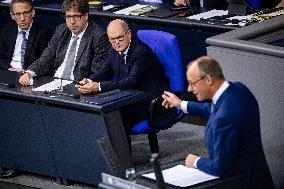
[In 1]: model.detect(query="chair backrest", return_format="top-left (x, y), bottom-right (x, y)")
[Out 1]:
top-left (137, 30), bottom-right (185, 92)
top-left (245, 0), bottom-right (261, 9)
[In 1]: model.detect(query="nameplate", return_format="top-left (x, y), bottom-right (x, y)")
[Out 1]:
top-left (101, 173), bottom-right (151, 189)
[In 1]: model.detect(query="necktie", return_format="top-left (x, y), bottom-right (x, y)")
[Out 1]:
top-left (119, 54), bottom-right (127, 79)
top-left (20, 31), bottom-right (28, 68)
top-left (62, 36), bottom-right (79, 80)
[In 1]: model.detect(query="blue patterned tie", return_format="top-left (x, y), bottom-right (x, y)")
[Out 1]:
top-left (20, 31), bottom-right (28, 68)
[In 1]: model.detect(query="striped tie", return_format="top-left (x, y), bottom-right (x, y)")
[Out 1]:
top-left (20, 31), bottom-right (28, 68)
top-left (62, 36), bottom-right (79, 80)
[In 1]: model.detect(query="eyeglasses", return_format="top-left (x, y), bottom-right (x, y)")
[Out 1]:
top-left (12, 8), bottom-right (33, 18)
top-left (188, 76), bottom-right (206, 88)
top-left (109, 31), bottom-right (129, 43)
top-left (65, 14), bottom-right (83, 21)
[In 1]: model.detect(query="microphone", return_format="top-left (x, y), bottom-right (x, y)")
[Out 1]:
top-left (46, 90), bottom-right (80, 99)
top-left (0, 82), bottom-right (16, 88)
top-left (150, 153), bottom-right (166, 189)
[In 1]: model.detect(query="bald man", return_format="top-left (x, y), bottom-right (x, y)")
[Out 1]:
top-left (162, 56), bottom-right (274, 189)
top-left (76, 19), bottom-right (170, 132)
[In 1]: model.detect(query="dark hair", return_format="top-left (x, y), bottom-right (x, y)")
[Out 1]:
top-left (62, 0), bottom-right (89, 15)
top-left (188, 56), bottom-right (225, 80)
top-left (10, 0), bottom-right (34, 12)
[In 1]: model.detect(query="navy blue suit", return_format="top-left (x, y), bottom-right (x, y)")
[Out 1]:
top-left (187, 82), bottom-right (274, 188)
top-left (91, 37), bottom-right (169, 130)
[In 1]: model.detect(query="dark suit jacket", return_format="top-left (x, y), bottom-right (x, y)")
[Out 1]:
top-left (0, 21), bottom-right (52, 70)
top-left (187, 82), bottom-right (274, 189)
top-left (91, 37), bottom-right (170, 129)
top-left (28, 22), bottom-right (110, 81)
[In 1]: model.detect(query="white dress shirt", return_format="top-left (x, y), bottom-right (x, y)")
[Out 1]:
top-left (27, 24), bottom-right (88, 79)
top-left (10, 23), bottom-right (33, 69)
top-left (54, 24), bottom-right (88, 80)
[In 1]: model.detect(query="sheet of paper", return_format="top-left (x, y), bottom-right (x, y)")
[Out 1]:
top-left (32, 79), bottom-right (73, 92)
top-left (143, 164), bottom-right (219, 187)
top-left (114, 4), bottom-right (150, 15)
top-left (1, 0), bottom-right (12, 3)
top-left (187, 9), bottom-right (228, 20)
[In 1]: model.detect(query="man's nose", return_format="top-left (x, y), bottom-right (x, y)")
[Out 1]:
top-left (20, 14), bottom-right (25, 21)
top-left (187, 84), bottom-right (193, 92)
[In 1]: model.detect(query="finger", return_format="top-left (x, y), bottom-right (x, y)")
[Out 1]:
top-left (79, 78), bottom-right (87, 85)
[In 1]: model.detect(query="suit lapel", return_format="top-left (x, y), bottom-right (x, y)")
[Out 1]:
top-left (74, 24), bottom-right (90, 67)
top-left (10, 25), bottom-right (18, 56)
top-left (24, 23), bottom-right (36, 65)
top-left (58, 33), bottom-right (71, 68)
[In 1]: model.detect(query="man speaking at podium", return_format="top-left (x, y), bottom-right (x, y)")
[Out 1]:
top-left (162, 56), bottom-right (274, 189)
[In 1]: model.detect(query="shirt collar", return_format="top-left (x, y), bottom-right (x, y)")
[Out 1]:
top-left (119, 41), bottom-right (131, 56)
top-left (212, 80), bottom-right (229, 105)
top-left (71, 23), bottom-right (88, 39)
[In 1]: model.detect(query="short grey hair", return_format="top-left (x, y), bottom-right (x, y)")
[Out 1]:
top-left (188, 56), bottom-right (225, 80)
top-left (107, 19), bottom-right (129, 33)
top-left (10, 0), bottom-right (33, 13)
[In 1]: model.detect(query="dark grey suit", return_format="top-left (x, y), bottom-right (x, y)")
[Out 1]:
top-left (28, 22), bottom-right (110, 81)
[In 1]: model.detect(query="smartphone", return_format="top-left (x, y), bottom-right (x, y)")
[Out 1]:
top-left (170, 6), bottom-right (189, 11)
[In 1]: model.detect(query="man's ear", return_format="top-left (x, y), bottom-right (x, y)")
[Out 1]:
top-left (207, 75), bottom-right (213, 86)
top-left (31, 9), bottom-right (35, 18)
top-left (10, 11), bottom-right (15, 20)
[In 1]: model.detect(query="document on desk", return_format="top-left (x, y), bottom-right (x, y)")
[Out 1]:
top-left (114, 4), bottom-right (156, 15)
top-left (32, 79), bottom-right (73, 92)
top-left (1, 0), bottom-right (12, 3)
top-left (143, 164), bottom-right (219, 187)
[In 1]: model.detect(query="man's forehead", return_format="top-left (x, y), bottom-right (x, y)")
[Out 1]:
top-left (12, 2), bottom-right (31, 10)
top-left (65, 8), bottom-right (81, 14)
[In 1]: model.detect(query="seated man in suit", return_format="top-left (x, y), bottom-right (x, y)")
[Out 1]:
top-left (19, 0), bottom-right (110, 85)
top-left (0, 0), bottom-right (52, 72)
top-left (76, 19), bottom-right (170, 132)
top-left (162, 56), bottom-right (274, 189)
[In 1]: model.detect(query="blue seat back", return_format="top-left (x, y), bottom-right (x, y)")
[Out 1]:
top-left (246, 0), bottom-right (261, 9)
top-left (137, 30), bottom-right (185, 92)
top-left (130, 30), bottom-right (185, 134)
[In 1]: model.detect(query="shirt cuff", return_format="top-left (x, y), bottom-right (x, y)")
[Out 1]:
top-left (180, 101), bottom-right (188, 113)
top-left (98, 82), bottom-right (101, 91)
top-left (25, 70), bottom-right (36, 77)
top-left (193, 157), bottom-right (201, 168)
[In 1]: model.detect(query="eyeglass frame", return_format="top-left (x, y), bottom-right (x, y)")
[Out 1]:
top-left (65, 14), bottom-right (84, 21)
top-left (12, 8), bottom-right (33, 18)
top-left (108, 30), bottom-right (130, 43)
top-left (188, 75), bottom-right (206, 88)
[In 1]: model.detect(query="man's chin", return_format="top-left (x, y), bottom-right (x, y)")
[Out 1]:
top-left (19, 24), bottom-right (29, 30)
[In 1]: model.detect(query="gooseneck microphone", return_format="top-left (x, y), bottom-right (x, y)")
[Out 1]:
top-left (150, 153), bottom-right (166, 189)
top-left (0, 82), bottom-right (16, 88)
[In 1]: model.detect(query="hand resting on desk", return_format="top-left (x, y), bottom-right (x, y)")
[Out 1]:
top-left (19, 72), bottom-right (33, 86)
top-left (75, 78), bottom-right (99, 94)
